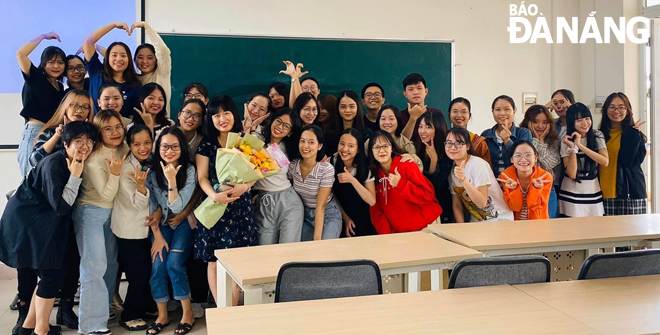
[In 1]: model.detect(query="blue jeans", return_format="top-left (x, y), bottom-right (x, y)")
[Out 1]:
top-left (548, 186), bottom-right (559, 219)
top-left (17, 123), bottom-right (42, 178)
top-left (301, 199), bottom-right (342, 241)
top-left (150, 221), bottom-right (193, 303)
top-left (73, 204), bottom-right (118, 333)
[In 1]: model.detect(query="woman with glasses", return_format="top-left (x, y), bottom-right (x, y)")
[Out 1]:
top-left (368, 131), bottom-right (442, 233)
top-left (0, 122), bottom-right (95, 335)
top-left (147, 127), bottom-right (197, 335)
top-left (64, 55), bottom-right (89, 92)
top-left (254, 108), bottom-right (304, 244)
top-left (291, 92), bottom-right (319, 127)
top-left (73, 109), bottom-right (129, 335)
top-left (498, 140), bottom-right (553, 220)
top-left (182, 82), bottom-right (209, 105)
top-left (598, 92), bottom-right (647, 216)
top-left (446, 127), bottom-right (513, 222)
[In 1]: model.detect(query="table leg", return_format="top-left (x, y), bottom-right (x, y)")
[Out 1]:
top-left (407, 272), bottom-right (420, 292)
top-left (431, 269), bottom-right (440, 291)
top-left (216, 261), bottom-right (233, 308)
top-left (243, 286), bottom-right (264, 305)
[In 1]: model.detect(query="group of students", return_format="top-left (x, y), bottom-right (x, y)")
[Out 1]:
top-left (0, 20), bottom-right (649, 335)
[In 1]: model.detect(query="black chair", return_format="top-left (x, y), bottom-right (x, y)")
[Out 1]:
top-left (577, 249), bottom-right (660, 280)
top-left (274, 260), bottom-right (382, 303)
top-left (448, 255), bottom-right (551, 289)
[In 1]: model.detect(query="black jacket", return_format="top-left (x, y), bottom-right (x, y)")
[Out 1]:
top-left (423, 156), bottom-right (455, 223)
top-left (0, 150), bottom-right (77, 269)
top-left (613, 126), bottom-right (647, 199)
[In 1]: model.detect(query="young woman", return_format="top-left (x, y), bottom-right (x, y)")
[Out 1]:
top-left (326, 90), bottom-right (372, 156)
top-left (110, 125), bottom-right (152, 331)
top-left (333, 129), bottom-right (377, 237)
top-left (254, 108), bottom-right (304, 244)
top-left (414, 111), bottom-right (454, 223)
top-left (318, 95), bottom-right (337, 132)
top-left (448, 97), bottom-right (491, 165)
top-left (147, 127), bottom-right (197, 335)
top-left (132, 83), bottom-right (175, 138)
top-left (288, 125), bottom-right (342, 241)
top-left (195, 95), bottom-right (257, 307)
top-left (558, 103), bottom-right (609, 217)
top-left (446, 127), bottom-right (514, 222)
top-left (97, 82), bottom-right (125, 114)
top-left (599, 92), bottom-right (647, 215)
top-left (519, 105), bottom-right (561, 218)
top-left (74, 109), bottom-right (129, 335)
top-left (481, 95), bottom-right (532, 177)
top-left (64, 55), bottom-right (89, 92)
top-left (17, 32), bottom-right (67, 177)
top-left (498, 140), bottom-right (553, 220)
top-left (242, 93), bottom-right (271, 135)
top-left (83, 22), bottom-right (142, 118)
top-left (0, 121), bottom-right (95, 335)
top-left (30, 89), bottom-right (94, 167)
top-left (177, 99), bottom-right (206, 161)
top-left (545, 89), bottom-right (576, 200)
top-left (183, 82), bottom-right (209, 105)
top-left (292, 92), bottom-right (319, 127)
top-left (131, 21), bottom-right (172, 113)
top-left (268, 82), bottom-right (288, 111)
top-left (368, 131), bottom-right (442, 233)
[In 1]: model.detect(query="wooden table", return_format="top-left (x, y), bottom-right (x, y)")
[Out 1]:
top-left (206, 284), bottom-right (600, 335)
top-left (425, 214), bottom-right (660, 257)
top-left (215, 231), bottom-right (482, 307)
top-left (515, 274), bottom-right (660, 335)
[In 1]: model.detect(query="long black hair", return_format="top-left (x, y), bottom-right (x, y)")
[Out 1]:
top-left (268, 82), bottom-right (289, 109)
top-left (39, 46), bottom-right (66, 81)
top-left (261, 108), bottom-right (302, 161)
top-left (334, 128), bottom-right (369, 184)
top-left (153, 127), bottom-right (191, 191)
top-left (133, 83), bottom-right (169, 127)
top-left (367, 130), bottom-right (406, 178)
top-left (376, 105), bottom-right (404, 137)
top-left (300, 125), bottom-right (325, 162)
top-left (292, 93), bottom-right (318, 125)
top-left (599, 92), bottom-right (647, 142)
top-left (203, 95), bottom-right (242, 144)
top-left (446, 127), bottom-right (477, 157)
top-left (103, 42), bottom-right (140, 86)
top-left (413, 110), bottom-right (448, 164)
top-left (334, 90), bottom-right (365, 132)
top-left (566, 103), bottom-right (600, 180)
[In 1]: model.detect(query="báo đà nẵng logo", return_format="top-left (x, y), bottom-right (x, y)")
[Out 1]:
top-left (507, 1), bottom-right (650, 44)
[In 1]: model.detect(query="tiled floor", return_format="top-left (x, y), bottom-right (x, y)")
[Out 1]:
top-left (0, 151), bottom-right (209, 334)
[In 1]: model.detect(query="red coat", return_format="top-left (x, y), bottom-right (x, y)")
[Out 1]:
top-left (370, 156), bottom-right (442, 234)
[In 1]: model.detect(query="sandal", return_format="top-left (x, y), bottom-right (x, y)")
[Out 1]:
top-left (120, 318), bottom-right (148, 331)
top-left (145, 322), bottom-right (169, 334)
top-left (174, 322), bottom-right (195, 334)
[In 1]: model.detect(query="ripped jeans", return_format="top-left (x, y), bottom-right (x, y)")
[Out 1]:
top-left (149, 221), bottom-right (193, 303)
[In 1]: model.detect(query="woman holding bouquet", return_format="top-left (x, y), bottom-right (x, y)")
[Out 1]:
top-left (195, 95), bottom-right (258, 306)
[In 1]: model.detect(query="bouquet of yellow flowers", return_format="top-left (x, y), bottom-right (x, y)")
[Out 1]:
top-left (194, 132), bottom-right (281, 229)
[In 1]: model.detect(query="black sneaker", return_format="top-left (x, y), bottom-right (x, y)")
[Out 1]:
top-left (12, 300), bottom-right (29, 335)
top-left (9, 294), bottom-right (19, 310)
top-left (55, 300), bottom-right (78, 329)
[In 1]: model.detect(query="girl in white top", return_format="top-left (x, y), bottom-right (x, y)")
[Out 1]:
top-left (446, 127), bottom-right (514, 222)
top-left (110, 124), bottom-right (152, 331)
top-left (131, 21), bottom-right (172, 113)
top-left (254, 108), bottom-right (305, 244)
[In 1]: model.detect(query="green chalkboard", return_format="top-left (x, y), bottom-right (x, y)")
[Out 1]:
top-left (162, 34), bottom-right (452, 119)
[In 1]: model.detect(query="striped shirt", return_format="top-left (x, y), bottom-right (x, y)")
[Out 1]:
top-left (520, 188), bottom-right (529, 220)
top-left (288, 159), bottom-right (335, 208)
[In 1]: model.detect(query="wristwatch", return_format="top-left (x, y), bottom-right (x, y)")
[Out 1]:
top-left (291, 78), bottom-right (297, 82)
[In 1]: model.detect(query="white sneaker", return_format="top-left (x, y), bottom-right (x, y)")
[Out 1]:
top-left (191, 303), bottom-right (205, 319)
top-left (167, 300), bottom-right (180, 312)
top-left (108, 309), bottom-right (116, 320)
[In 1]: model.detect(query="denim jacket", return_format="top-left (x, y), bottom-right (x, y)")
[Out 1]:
top-left (481, 124), bottom-right (532, 177)
top-left (147, 165), bottom-right (197, 226)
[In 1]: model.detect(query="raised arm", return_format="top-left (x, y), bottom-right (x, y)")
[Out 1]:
top-left (83, 22), bottom-right (129, 62)
top-left (279, 61), bottom-right (306, 108)
top-left (17, 32), bottom-right (61, 75)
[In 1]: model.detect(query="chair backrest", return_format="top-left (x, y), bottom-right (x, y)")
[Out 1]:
top-left (274, 260), bottom-right (382, 303)
top-left (448, 255), bottom-right (551, 289)
top-left (577, 249), bottom-right (660, 280)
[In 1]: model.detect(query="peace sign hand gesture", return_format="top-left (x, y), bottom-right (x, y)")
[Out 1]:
top-left (496, 174), bottom-right (518, 190)
top-left (106, 151), bottom-right (127, 176)
top-left (532, 173), bottom-right (552, 189)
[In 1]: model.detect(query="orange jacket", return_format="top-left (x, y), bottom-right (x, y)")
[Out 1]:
top-left (470, 132), bottom-right (491, 166)
top-left (499, 166), bottom-right (553, 220)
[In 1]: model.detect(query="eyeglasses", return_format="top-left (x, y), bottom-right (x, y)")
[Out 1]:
top-left (607, 106), bottom-right (628, 112)
top-left (67, 65), bottom-right (86, 73)
top-left (302, 86), bottom-right (318, 92)
top-left (372, 144), bottom-right (391, 152)
top-left (181, 110), bottom-right (202, 122)
top-left (69, 103), bottom-right (91, 113)
top-left (102, 125), bottom-right (125, 134)
top-left (302, 107), bottom-right (318, 115)
top-left (160, 144), bottom-right (181, 152)
top-left (273, 118), bottom-right (292, 131)
top-left (184, 93), bottom-right (204, 100)
top-left (364, 92), bottom-right (383, 99)
top-left (444, 141), bottom-right (466, 149)
top-left (71, 139), bottom-right (95, 148)
top-left (512, 153), bottom-right (535, 160)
